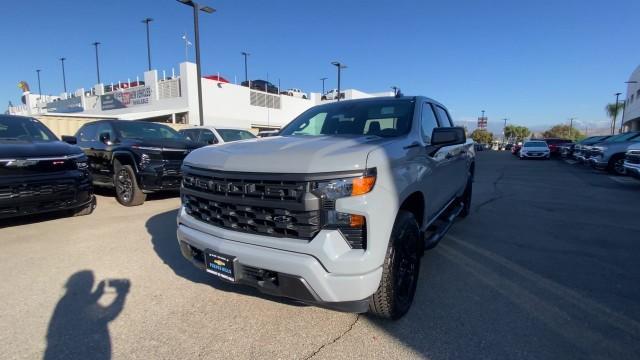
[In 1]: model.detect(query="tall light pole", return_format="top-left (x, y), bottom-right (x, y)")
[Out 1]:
top-left (92, 42), bottom-right (101, 84)
top-left (177, 0), bottom-right (215, 126)
top-left (502, 118), bottom-right (508, 144)
top-left (59, 57), bottom-right (67, 93)
top-left (142, 18), bottom-right (153, 71)
top-left (331, 61), bottom-right (346, 101)
top-left (613, 92), bottom-right (621, 135)
top-left (568, 117), bottom-right (575, 139)
top-left (241, 51), bottom-right (250, 84)
top-left (36, 69), bottom-right (42, 100)
top-left (320, 77), bottom-right (327, 95)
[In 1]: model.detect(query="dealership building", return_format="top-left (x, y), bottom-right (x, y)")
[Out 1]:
top-left (623, 64), bottom-right (640, 132)
top-left (7, 61), bottom-right (392, 133)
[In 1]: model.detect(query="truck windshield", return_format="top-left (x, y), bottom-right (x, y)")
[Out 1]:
top-left (279, 99), bottom-right (414, 137)
top-left (113, 121), bottom-right (183, 140)
top-left (0, 116), bottom-right (58, 141)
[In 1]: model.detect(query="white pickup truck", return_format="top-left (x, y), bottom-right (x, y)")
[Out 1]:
top-left (176, 95), bottom-right (475, 319)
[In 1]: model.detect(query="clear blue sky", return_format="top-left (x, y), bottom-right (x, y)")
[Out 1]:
top-left (2, 0), bottom-right (639, 131)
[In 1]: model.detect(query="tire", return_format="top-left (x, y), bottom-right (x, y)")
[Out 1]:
top-left (608, 155), bottom-right (626, 176)
top-left (114, 161), bottom-right (146, 206)
top-left (369, 211), bottom-right (421, 320)
top-left (71, 196), bottom-right (96, 217)
top-left (321, 96), bottom-right (327, 100)
top-left (459, 175), bottom-right (473, 218)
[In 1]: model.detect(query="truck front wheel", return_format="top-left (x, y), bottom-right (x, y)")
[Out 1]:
top-left (369, 210), bottom-right (421, 320)
top-left (114, 160), bottom-right (146, 206)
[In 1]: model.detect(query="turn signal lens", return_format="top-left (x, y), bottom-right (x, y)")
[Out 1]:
top-left (349, 214), bottom-right (365, 228)
top-left (351, 175), bottom-right (376, 196)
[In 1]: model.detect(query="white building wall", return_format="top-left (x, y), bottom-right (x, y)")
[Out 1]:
top-left (623, 64), bottom-right (640, 132)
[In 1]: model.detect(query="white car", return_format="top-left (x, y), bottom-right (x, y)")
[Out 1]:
top-left (178, 126), bottom-right (256, 145)
top-left (284, 88), bottom-right (307, 99)
top-left (321, 89), bottom-right (344, 100)
top-left (519, 140), bottom-right (550, 160)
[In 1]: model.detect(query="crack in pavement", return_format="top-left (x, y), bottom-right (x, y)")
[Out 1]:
top-left (304, 314), bottom-right (360, 359)
top-left (473, 166), bottom-right (506, 213)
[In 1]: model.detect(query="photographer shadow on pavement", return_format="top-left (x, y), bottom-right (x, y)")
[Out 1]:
top-left (44, 271), bottom-right (130, 360)
top-left (146, 208), bottom-right (305, 307)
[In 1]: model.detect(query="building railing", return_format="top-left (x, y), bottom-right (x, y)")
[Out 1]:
top-left (158, 78), bottom-right (181, 99)
top-left (250, 90), bottom-right (281, 109)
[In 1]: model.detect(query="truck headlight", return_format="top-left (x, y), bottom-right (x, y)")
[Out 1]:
top-left (72, 154), bottom-right (89, 170)
top-left (312, 169), bottom-right (376, 200)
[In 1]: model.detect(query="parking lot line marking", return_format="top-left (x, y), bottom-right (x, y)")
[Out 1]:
top-left (608, 176), bottom-right (640, 185)
top-left (445, 234), bottom-right (640, 337)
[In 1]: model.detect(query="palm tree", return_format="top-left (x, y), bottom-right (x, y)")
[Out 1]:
top-left (605, 102), bottom-right (624, 134)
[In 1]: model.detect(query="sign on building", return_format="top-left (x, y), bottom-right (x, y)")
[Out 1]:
top-left (46, 97), bottom-right (83, 113)
top-left (101, 87), bottom-right (152, 110)
top-left (477, 116), bottom-right (488, 129)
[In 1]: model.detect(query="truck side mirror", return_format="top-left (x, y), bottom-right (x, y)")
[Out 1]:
top-left (62, 135), bottom-right (77, 144)
top-left (431, 127), bottom-right (466, 147)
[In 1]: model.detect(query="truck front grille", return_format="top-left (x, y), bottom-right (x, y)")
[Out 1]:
top-left (626, 151), bottom-right (640, 164)
top-left (183, 194), bottom-right (321, 240)
top-left (183, 173), bottom-right (307, 203)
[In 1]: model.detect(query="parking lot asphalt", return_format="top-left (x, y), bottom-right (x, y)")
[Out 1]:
top-left (1, 151), bottom-right (640, 360)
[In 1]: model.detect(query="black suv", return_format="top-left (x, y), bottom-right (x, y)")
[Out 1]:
top-left (64, 120), bottom-right (200, 206)
top-left (240, 79), bottom-right (279, 94)
top-left (0, 115), bottom-right (95, 220)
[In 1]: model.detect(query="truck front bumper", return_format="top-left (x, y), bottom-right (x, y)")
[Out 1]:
top-left (177, 221), bottom-right (382, 312)
top-left (624, 161), bottom-right (640, 179)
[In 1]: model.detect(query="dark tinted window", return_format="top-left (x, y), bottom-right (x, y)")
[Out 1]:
top-left (200, 130), bottom-right (218, 144)
top-left (95, 122), bottom-right (115, 141)
top-left (77, 123), bottom-right (98, 142)
top-left (179, 129), bottom-right (201, 142)
top-left (421, 103), bottom-right (439, 143)
top-left (434, 106), bottom-right (453, 127)
top-left (0, 116), bottom-right (57, 141)
top-left (280, 99), bottom-right (414, 137)
top-left (113, 121), bottom-right (182, 140)
top-left (216, 129), bottom-right (256, 142)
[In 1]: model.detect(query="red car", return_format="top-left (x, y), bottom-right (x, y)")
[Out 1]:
top-left (204, 74), bottom-right (229, 83)
top-left (512, 144), bottom-right (522, 156)
top-left (544, 138), bottom-right (573, 155)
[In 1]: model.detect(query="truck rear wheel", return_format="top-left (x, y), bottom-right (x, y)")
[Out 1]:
top-left (369, 210), bottom-right (421, 320)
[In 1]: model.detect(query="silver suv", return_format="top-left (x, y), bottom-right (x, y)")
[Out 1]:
top-left (587, 132), bottom-right (640, 175)
top-left (176, 96), bottom-right (475, 319)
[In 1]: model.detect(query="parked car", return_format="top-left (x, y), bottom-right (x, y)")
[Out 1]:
top-left (624, 143), bottom-right (640, 179)
top-left (505, 143), bottom-right (514, 151)
top-left (519, 140), bottom-right (550, 160)
top-left (511, 143), bottom-right (522, 156)
top-left (178, 126), bottom-right (256, 145)
top-left (0, 115), bottom-right (95, 219)
top-left (64, 120), bottom-right (201, 206)
top-left (204, 74), bottom-right (229, 83)
top-left (177, 95), bottom-right (475, 319)
top-left (586, 132), bottom-right (640, 175)
top-left (241, 79), bottom-right (279, 94)
top-left (321, 89), bottom-right (345, 100)
top-left (570, 136), bottom-right (610, 161)
top-left (281, 88), bottom-right (308, 99)
top-left (544, 138), bottom-right (573, 156)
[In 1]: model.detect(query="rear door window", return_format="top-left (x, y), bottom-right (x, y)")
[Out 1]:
top-left (420, 103), bottom-right (439, 143)
top-left (76, 124), bottom-right (98, 143)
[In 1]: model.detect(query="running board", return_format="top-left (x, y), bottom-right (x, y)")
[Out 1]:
top-left (424, 202), bottom-right (464, 250)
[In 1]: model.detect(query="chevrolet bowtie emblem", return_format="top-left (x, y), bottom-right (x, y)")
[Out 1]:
top-left (3, 159), bottom-right (38, 167)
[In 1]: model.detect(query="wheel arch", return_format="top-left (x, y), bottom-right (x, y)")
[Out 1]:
top-left (398, 191), bottom-right (425, 230)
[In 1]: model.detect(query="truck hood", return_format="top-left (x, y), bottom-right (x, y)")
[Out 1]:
top-left (0, 140), bottom-right (83, 159)
top-left (184, 135), bottom-right (389, 173)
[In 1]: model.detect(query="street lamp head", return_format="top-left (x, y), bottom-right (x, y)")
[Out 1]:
top-left (625, 81), bottom-right (638, 84)
top-left (142, 17), bottom-right (153, 23)
top-left (241, 51), bottom-right (250, 56)
top-left (92, 41), bottom-right (100, 46)
top-left (177, 0), bottom-right (193, 5)
top-left (59, 57), bottom-right (66, 62)
top-left (320, 77), bottom-right (327, 81)
top-left (200, 6), bottom-right (215, 13)
top-left (331, 61), bottom-right (347, 69)
top-left (615, 92), bottom-right (622, 96)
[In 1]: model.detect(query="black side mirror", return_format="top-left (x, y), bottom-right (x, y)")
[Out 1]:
top-left (99, 132), bottom-right (111, 144)
top-left (62, 135), bottom-right (77, 144)
top-left (431, 127), bottom-right (466, 147)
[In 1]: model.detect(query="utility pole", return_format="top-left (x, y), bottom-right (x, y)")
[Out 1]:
top-left (92, 42), bottom-right (101, 84)
top-left (613, 92), bottom-right (621, 135)
top-left (59, 57), bottom-right (67, 93)
top-left (177, 0), bottom-right (215, 126)
top-left (36, 69), bottom-right (42, 100)
top-left (142, 18), bottom-right (153, 71)
top-left (502, 118), bottom-right (508, 144)
top-left (331, 61), bottom-right (347, 101)
top-left (568, 117), bottom-right (575, 139)
top-left (241, 51), bottom-right (250, 83)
